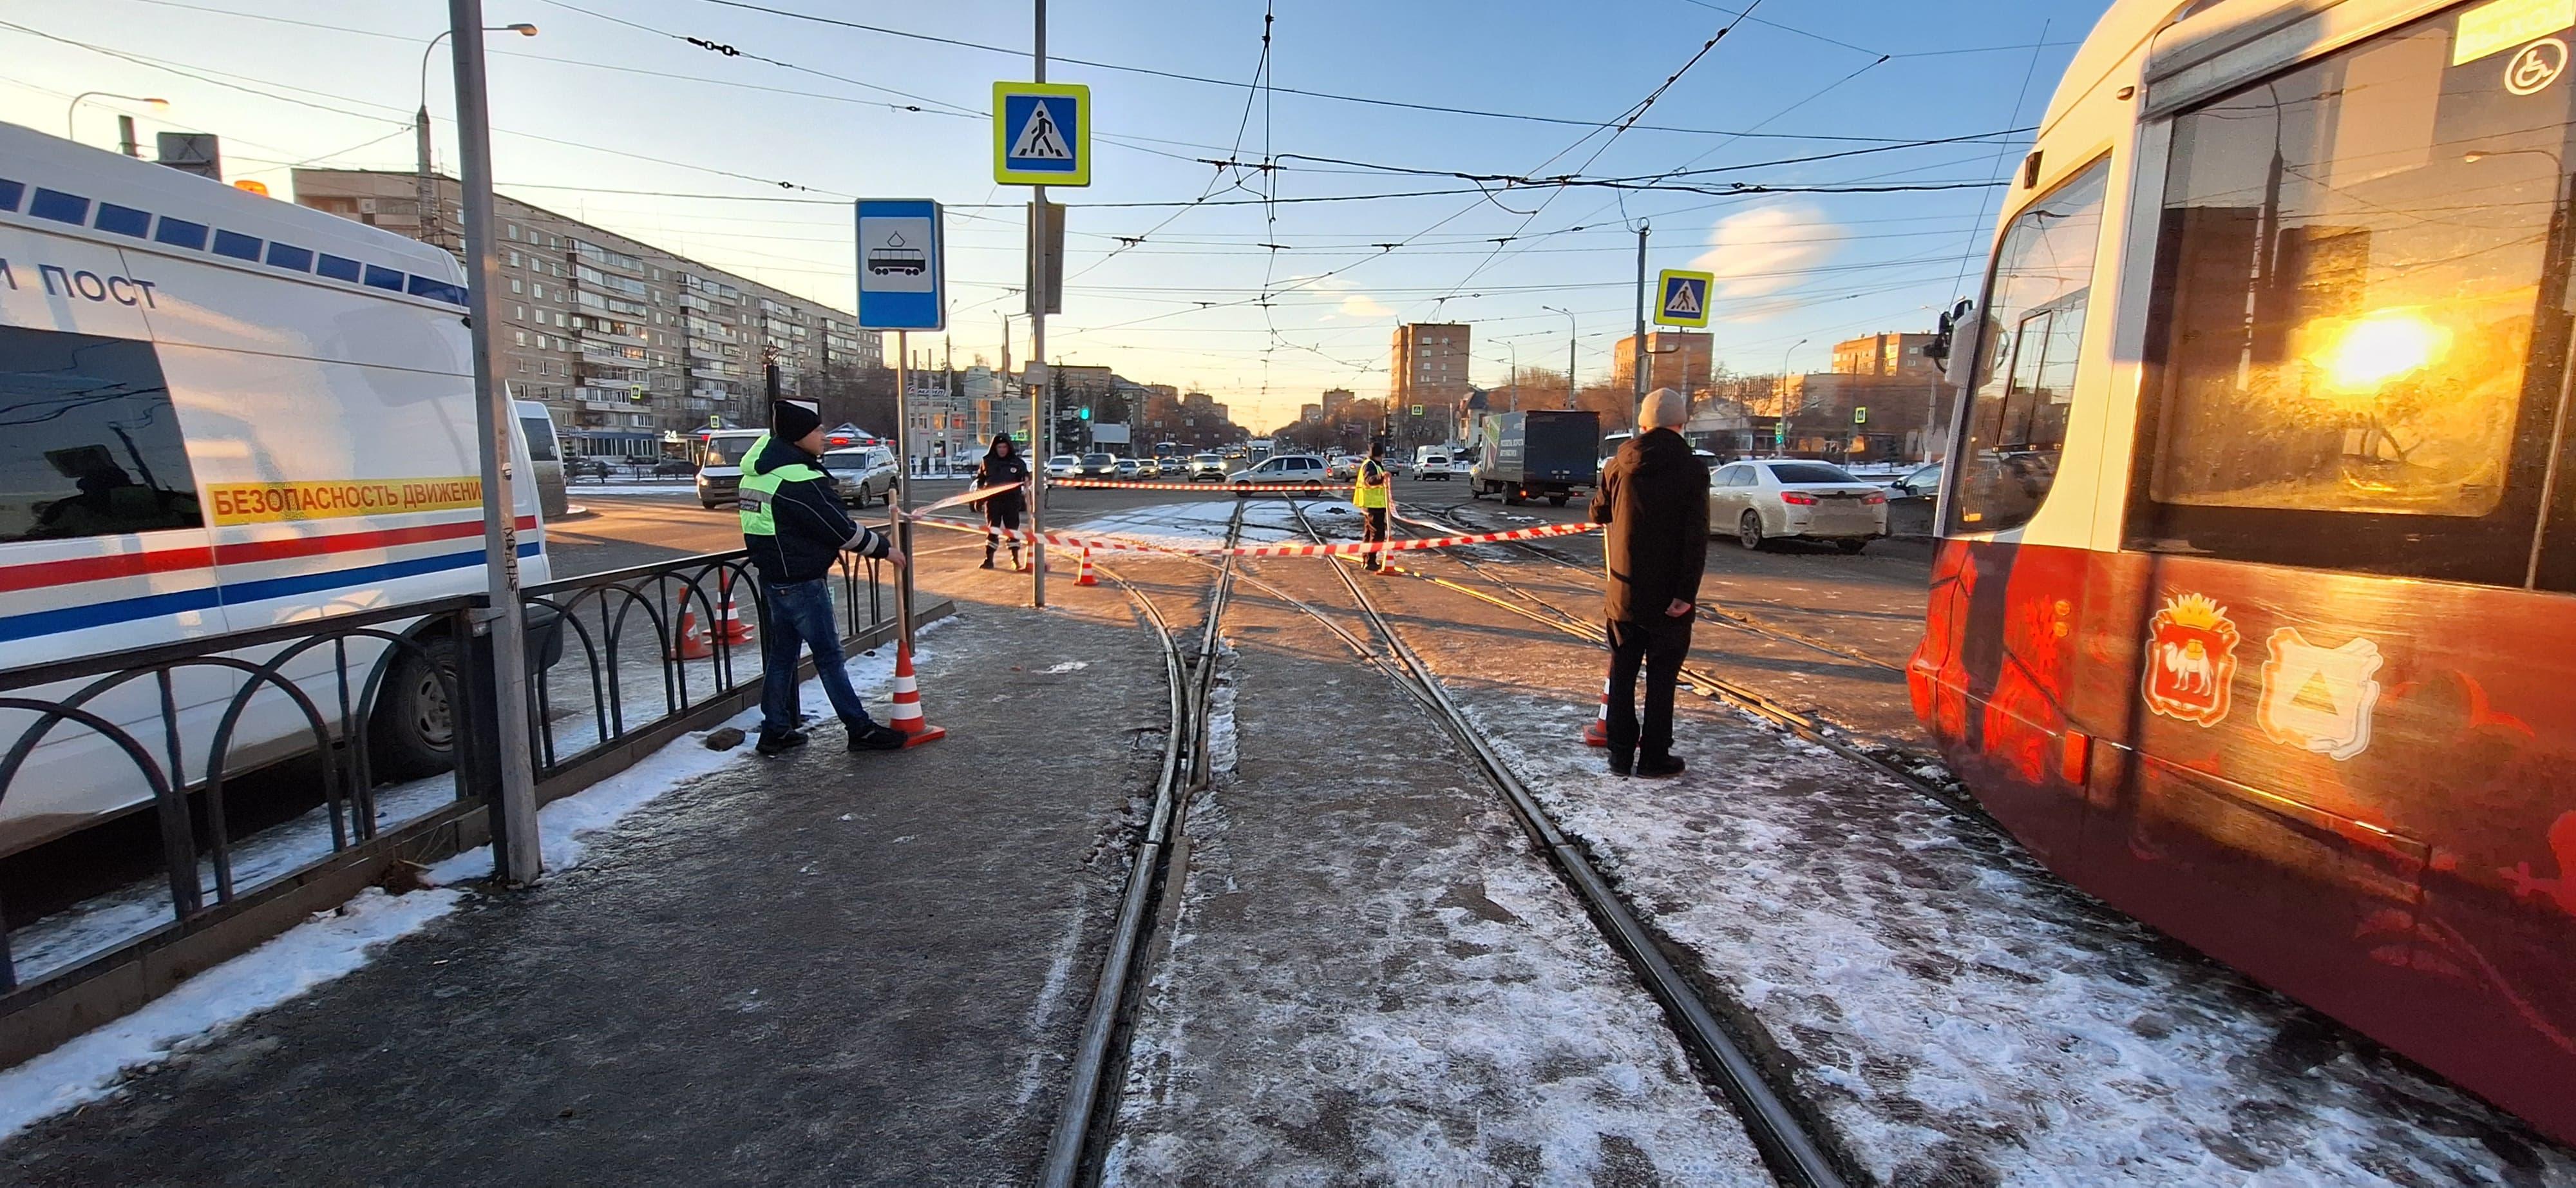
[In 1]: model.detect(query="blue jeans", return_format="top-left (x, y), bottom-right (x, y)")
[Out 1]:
top-left (759, 577), bottom-right (874, 738)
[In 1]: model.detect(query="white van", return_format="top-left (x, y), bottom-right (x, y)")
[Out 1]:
top-left (694, 428), bottom-right (765, 510)
top-left (516, 399), bottom-right (569, 519)
top-left (1413, 446), bottom-right (1455, 479)
top-left (0, 120), bottom-right (551, 855)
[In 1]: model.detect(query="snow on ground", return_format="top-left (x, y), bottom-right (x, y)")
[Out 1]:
top-left (1447, 686), bottom-right (2576, 1185)
top-left (0, 628), bottom-right (947, 1145)
top-left (565, 482), bottom-right (701, 496)
top-left (1103, 610), bottom-right (1767, 1185)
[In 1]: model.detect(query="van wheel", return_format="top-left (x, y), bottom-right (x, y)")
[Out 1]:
top-left (1548, 493), bottom-right (1570, 507)
top-left (1738, 510), bottom-right (1767, 551)
top-left (373, 635), bottom-right (459, 781)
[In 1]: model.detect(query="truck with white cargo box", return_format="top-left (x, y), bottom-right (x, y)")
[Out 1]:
top-left (1470, 409), bottom-right (1598, 506)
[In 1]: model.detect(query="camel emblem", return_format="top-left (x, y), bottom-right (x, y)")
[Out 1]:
top-left (2143, 592), bottom-right (2239, 727)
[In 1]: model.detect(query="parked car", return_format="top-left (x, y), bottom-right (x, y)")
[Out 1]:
top-left (1189, 454), bottom-right (1228, 481)
top-left (1888, 461), bottom-right (1942, 500)
top-left (1327, 457), bottom-right (1361, 481)
top-left (1707, 460), bottom-right (1888, 553)
top-left (1231, 454), bottom-right (1331, 496)
top-left (1081, 452), bottom-right (1119, 478)
top-left (1045, 454), bottom-right (1083, 479)
top-left (565, 456), bottom-right (612, 481)
top-left (650, 457), bottom-right (697, 478)
top-left (1114, 457), bottom-right (1142, 479)
top-left (821, 446), bottom-right (900, 506)
top-left (1134, 457), bottom-right (1163, 479)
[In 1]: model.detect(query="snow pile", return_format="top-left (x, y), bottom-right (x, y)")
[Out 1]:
top-left (1448, 688), bottom-right (2575, 1183)
top-left (0, 624), bottom-right (949, 1145)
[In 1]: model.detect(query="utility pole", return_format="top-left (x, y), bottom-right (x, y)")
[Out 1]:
top-left (1631, 224), bottom-right (1649, 408)
top-left (116, 115), bottom-right (140, 158)
top-left (415, 104), bottom-right (439, 254)
top-left (447, 0), bottom-right (538, 885)
top-left (1027, 0), bottom-right (1051, 609)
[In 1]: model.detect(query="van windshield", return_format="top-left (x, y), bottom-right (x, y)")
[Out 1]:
top-left (701, 436), bottom-right (759, 466)
top-left (518, 416), bottom-right (559, 462)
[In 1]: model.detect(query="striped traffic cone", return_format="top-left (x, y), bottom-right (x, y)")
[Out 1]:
top-left (884, 644), bottom-right (947, 747)
top-left (716, 590), bottom-right (757, 645)
top-left (1580, 677), bottom-right (1611, 747)
top-left (1075, 548), bottom-right (1099, 586)
top-left (668, 606), bottom-right (714, 660)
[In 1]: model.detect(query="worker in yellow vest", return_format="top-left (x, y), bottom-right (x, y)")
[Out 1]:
top-left (1355, 440), bottom-right (1392, 573)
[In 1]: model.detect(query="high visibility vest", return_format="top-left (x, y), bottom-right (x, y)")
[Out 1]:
top-left (736, 434), bottom-right (827, 537)
top-left (1354, 459), bottom-right (1391, 510)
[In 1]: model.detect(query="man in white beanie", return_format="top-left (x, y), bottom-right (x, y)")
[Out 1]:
top-left (1589, 388), bottom-right (1707, 778)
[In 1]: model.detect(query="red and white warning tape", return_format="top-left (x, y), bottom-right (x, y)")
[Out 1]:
top-left (912, 514), bottom-right (1598, 557)
top-left (1046, 477), bottom-right (1357, 494)
top-left (908, 481), bottom-right (1021, 515)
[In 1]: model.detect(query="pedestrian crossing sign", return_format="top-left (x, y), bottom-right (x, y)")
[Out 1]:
top-left (993, 81), bottom-right (1092, 186)
top-left (1656, 269), bottom-right (1713, 327)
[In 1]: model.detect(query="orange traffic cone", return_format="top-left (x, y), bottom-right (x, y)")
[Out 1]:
top-left (1075, 547), bottom-right (1098, 586)
top-left (717, 589), bottom-right (757, 645)
top-left (668, 605), bottom-right (714, 660)
top-left (884, 643), bottom-right (947, 747)
top-left (1580, 677), bottom-right (1610, 747)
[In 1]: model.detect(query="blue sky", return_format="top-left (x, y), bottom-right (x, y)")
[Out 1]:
top-left (3, 0), bottom-right (2099, 431)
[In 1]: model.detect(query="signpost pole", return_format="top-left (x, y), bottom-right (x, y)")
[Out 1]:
top-left (448, 0), bottom-right (539, 885)
top-left (1027, 0), bottom-right (1050, 609)
top-left (893, 331), bottom-right (915, 653)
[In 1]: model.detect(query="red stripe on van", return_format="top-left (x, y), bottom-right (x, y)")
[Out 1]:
top-left (0, 514), bottom-right (547, 593)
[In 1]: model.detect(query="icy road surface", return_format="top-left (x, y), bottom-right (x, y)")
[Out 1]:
top-left (1452, 684), bottom-right (2576, 1185)
top-left (1103, 555), bottom-right (1768, 1185)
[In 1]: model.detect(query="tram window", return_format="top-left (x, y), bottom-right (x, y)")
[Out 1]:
top-left (1947, 158), bottom-right (2109, 535)
top-left (2130, 10), bottom-right (2571, 586)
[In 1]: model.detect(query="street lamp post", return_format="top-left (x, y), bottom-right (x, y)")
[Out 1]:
top-left (417, 23), bottom-right (535, 254)
top-left (1544, 305), bottom-right (1577, 410)
top-left (1774, 338), bottom-right (1807, 456)
top-left (66, 93), bottom-right (167, 157)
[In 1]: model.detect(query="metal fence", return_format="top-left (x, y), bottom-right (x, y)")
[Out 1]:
top-left (0, 549), bottom-right (887, 1036)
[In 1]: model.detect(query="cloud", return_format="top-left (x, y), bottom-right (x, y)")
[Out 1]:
top-left (1338, 294), bottom-right (1394, 318)
top-left (1690, 204), bottom-right (1841, 302)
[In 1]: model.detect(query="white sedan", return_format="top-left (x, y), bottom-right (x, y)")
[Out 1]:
top-left (1707, 459), bottom-right (1888, 553)
top-left (1045, 454), bottom-right (1082, 479)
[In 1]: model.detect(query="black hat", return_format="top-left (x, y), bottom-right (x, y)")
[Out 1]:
top-left (771, 399), bottom-right (822, 441)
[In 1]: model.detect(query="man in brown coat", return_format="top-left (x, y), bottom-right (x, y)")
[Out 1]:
top-left (1589, 388), bottom-right (1709, 778)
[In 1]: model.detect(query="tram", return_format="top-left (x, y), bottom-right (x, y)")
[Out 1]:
top-left (1913, 0), bottom-right (2576, 1143)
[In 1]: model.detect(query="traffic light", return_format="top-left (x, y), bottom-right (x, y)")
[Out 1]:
top-left (1078, 406), bottom-right (1093, 421)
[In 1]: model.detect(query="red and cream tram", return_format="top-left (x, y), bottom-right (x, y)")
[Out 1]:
top-left (1913, 0), bottom-right (2576, 1143)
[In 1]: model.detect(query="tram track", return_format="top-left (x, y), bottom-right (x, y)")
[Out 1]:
top-left (1038, 504), bottom-right (1241, 1188)
top-left (1404, 502), bottom-right (1975, 815)
top-left (1265, 500), bottom-right (1854, 1188)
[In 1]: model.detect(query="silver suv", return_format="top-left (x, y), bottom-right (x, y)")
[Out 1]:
top-left (1230, 454), bottom-right (1329, 496)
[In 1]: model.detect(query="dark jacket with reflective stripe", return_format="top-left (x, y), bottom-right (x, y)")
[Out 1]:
top-left (973, 450), bottom-right (1029, 516)
top-left (743, 434), bottom-right (891, 583)
top-left (1590, 428), bottom-right (1709, 624)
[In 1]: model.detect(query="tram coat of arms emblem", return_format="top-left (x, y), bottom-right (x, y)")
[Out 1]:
top-left (2143, 593), bottom-right (2240, 727)
top-left (2257, 628), bottom-right (2384, 762)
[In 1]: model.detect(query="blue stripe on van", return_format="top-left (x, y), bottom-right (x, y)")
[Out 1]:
top-left (94, 202), bottom-right (151, 238)
top-left (6, 182), bottom-right (470, 307)
top-left (30, 189), bottom-right (89, 225)
top-left (0, 584), bottom-right (223, 644)
top-left (0, 542), bottom-right (544, 642)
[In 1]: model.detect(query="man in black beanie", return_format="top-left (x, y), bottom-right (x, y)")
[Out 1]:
top-left (739, 398), bottom-right (910, 756)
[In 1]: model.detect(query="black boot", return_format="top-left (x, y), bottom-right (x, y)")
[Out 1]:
top-left (755, 727), bottom-right (811, 756)
top-left (1010, 547), bottom-right (1024, 571)
top-left (1636, 753), bottom-right (1686, 780)
top-left (980, 548), bottom-right (996, 570)
top-left (1609, 749), bottom-right (1633, 777)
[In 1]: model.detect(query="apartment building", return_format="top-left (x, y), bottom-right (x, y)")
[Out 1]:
top-left (1389, 323), bottom-right (1472, 412)
top-left (292, 169), bottom-right (881, 454)
top-left (1832, 332), bottom-right (1941, 379)
top-left (1609, 331), bottom-right (1713, 398)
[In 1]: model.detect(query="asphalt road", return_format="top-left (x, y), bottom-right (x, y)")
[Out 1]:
top-left (554, 474), bottom-right (1935, 751)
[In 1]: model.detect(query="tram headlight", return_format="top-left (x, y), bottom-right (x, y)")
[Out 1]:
top-left (2316, 309), bottom-right (2450, 396)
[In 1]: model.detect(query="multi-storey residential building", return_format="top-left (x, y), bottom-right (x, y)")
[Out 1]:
top-left (1832, 332), bottom-right (1941, 378)
top-left (1321, 388), bottom-right (1354, 418)
top-left (291, 169), bottom-right (882, 454)
top-left (1609, 331), bottom-right (1713, 398)
top-left (1390, 323), bottom-right (1472, 412)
